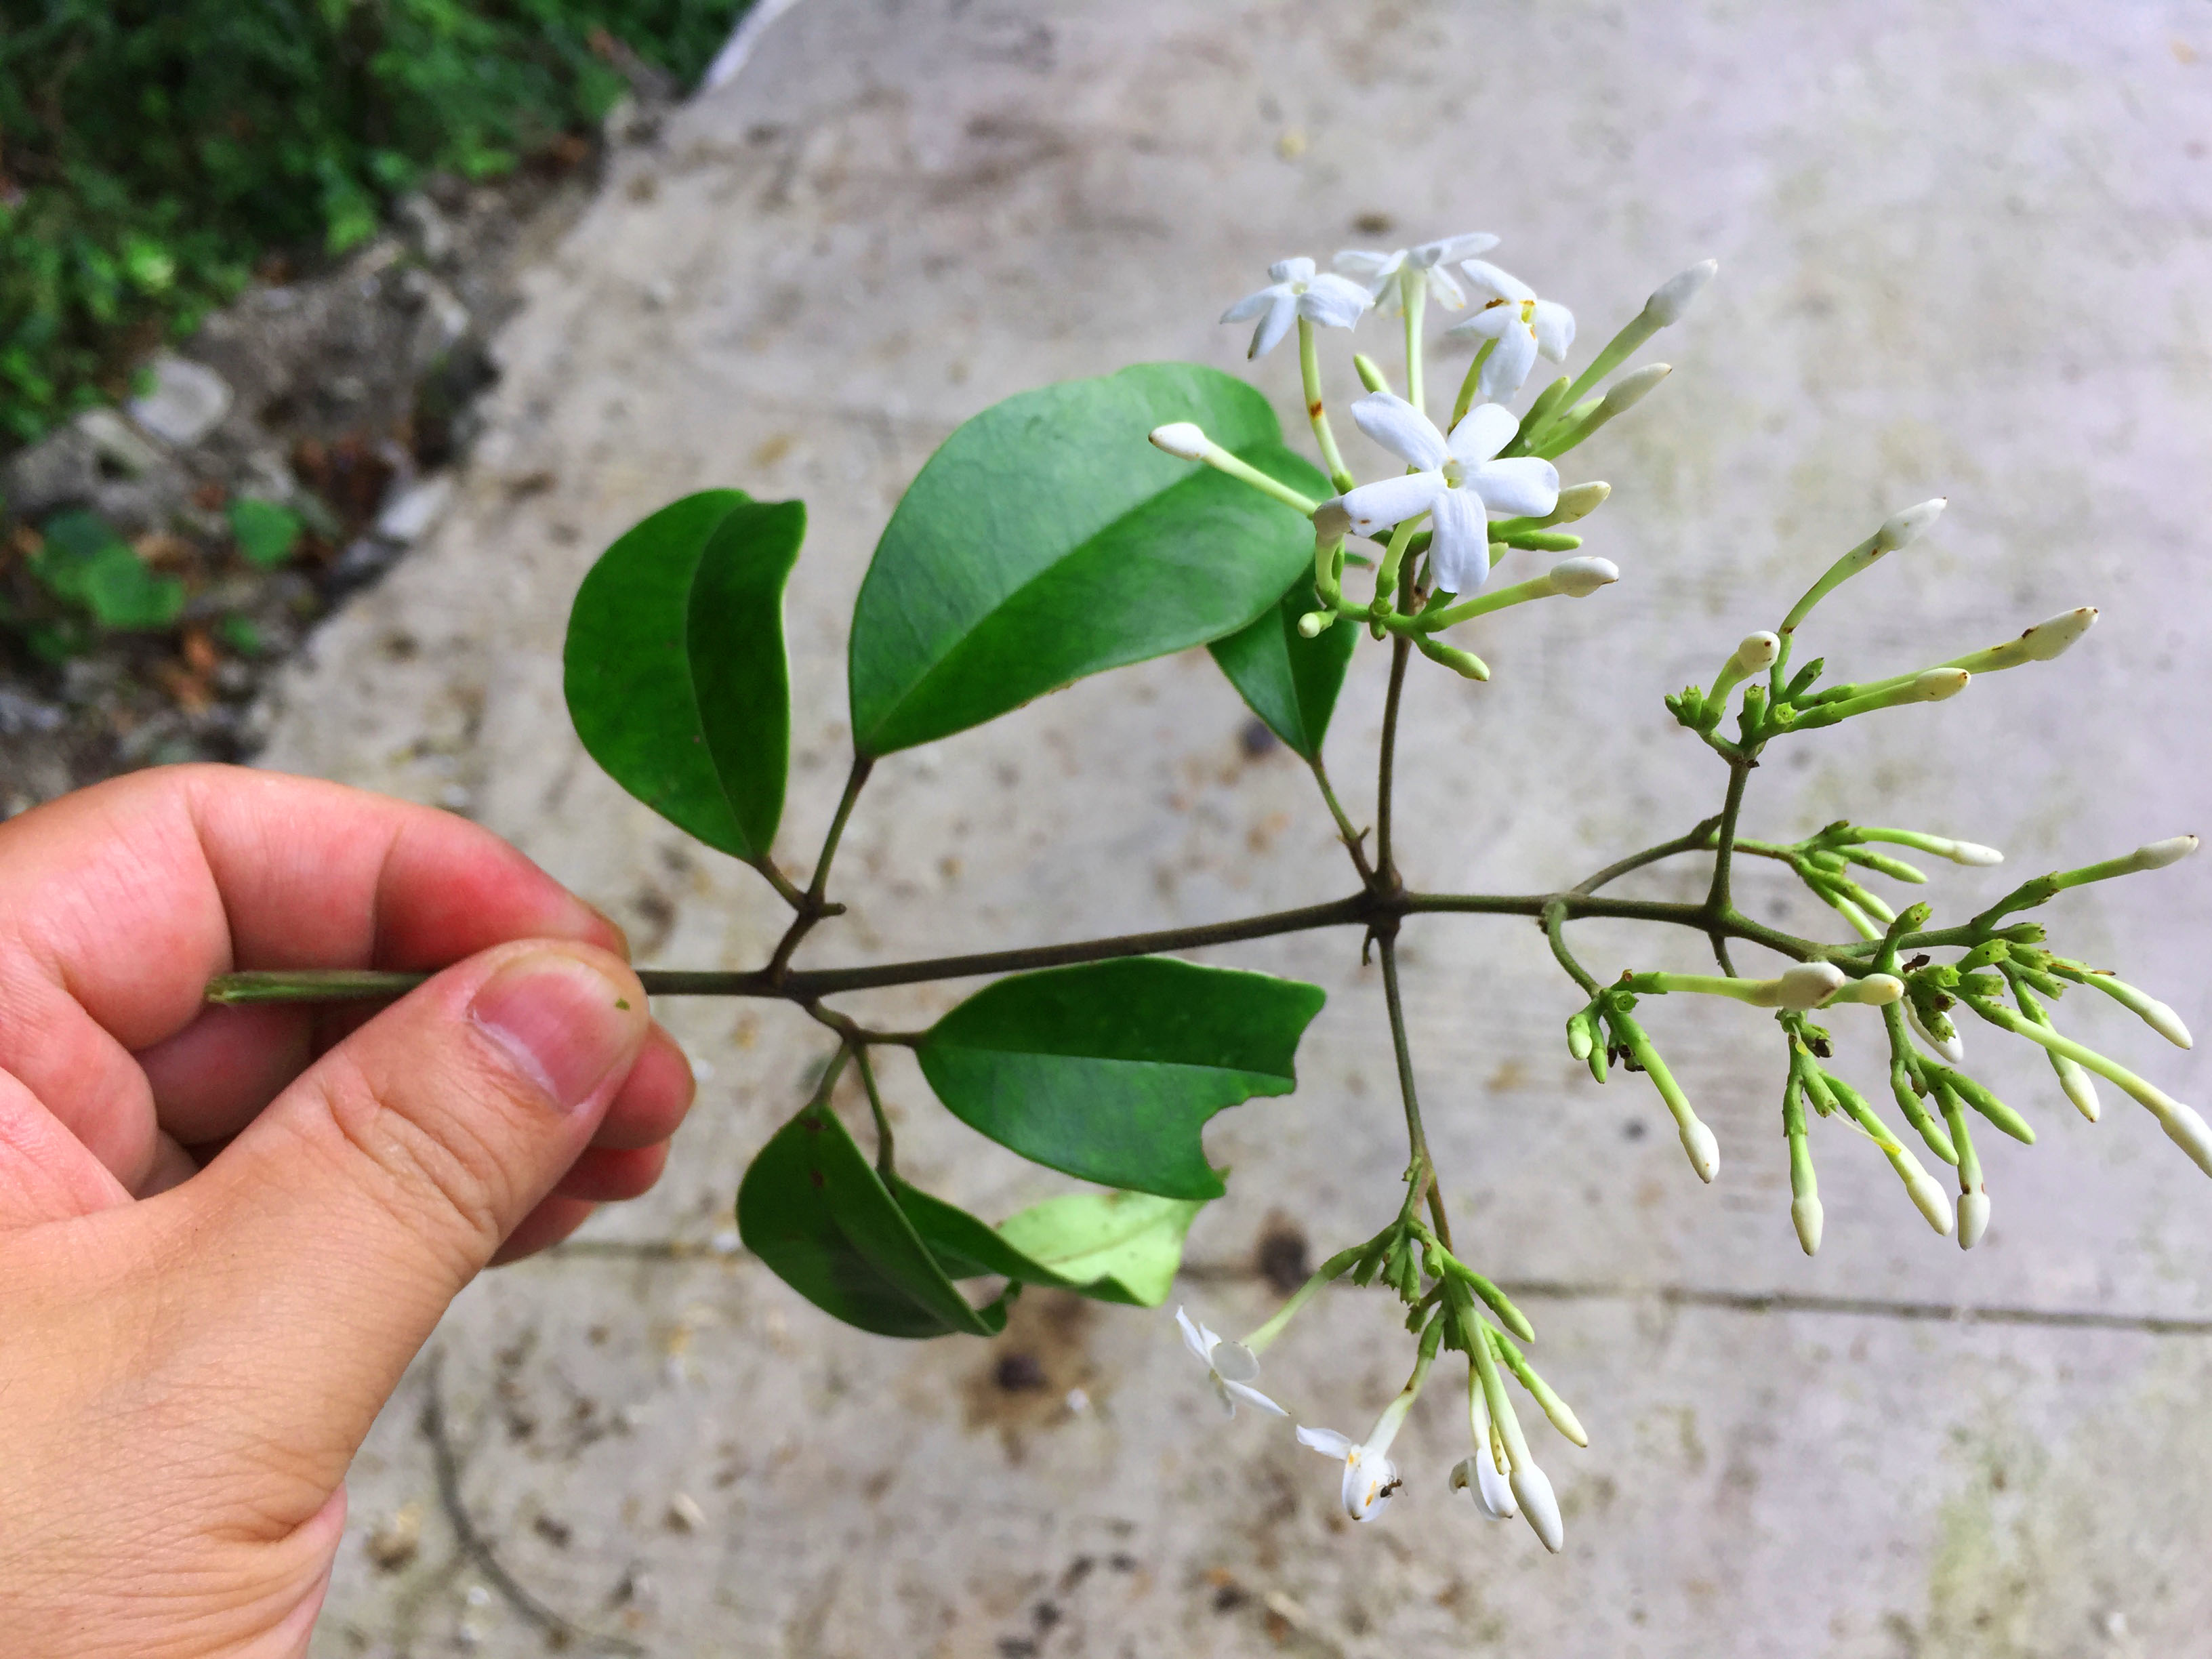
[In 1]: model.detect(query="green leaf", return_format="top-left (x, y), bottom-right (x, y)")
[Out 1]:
top-left (1207, 570), bottom-right (1357, 760)
top-left (892, 1181), bottom-right (1204, 1307)
top-left (33, 510), bottom-right (183, 631)
top-left (227, 497), bottom-right (302, 569)
top-left (847, 363), bottom-right (1327, 755)
top-left (737, 1097), bottom-right (1005, 1339)
top-left (995, 1189), bottom-right (1205, 1305)
top-left (915, 957), bottom-right (1327, 1200)
top-left (564, 492), bottom-right (804, 863)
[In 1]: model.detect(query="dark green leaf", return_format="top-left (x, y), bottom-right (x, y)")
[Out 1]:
top-left (915, 957), bottom-right (1327, 1200)
top-left (893, 1180), bottom-right (1204, 1307)
top-left (227, 497), bottom-right (302, 568)
top-left (847, 363), bottom-right (1327, 755)
top-left (1207, 571), bottom-right (1357, 760)
top-left (737, 1098), bottom-right (1004, 1339)
top-left (564, 491), bottom-right (804, 863)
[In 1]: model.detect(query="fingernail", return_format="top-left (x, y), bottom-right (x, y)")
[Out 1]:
top-left (469, 952), bottom-right (641, 1112)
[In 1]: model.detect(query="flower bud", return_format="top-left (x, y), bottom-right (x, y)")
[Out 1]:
top-left (1643, 258), bottom-right (1719, 325)
top-left (1509, 1462), bottom-right (1565, 1553)
top-left (1548, 556), bottom-right (1619, 598)
top-left (1776, 962), bottom-right (1846, 1009)
top-left (1451, 1452), bottom-right (1517, 1521)
top-left (1957, 1190), bottom-right (1990, 1250)
top-left (1832, 972), bottom-right (1905, 1006)
top-left (1734, 630), bottom-right (1781, 674)
top-left (2131, 835), bottom-right (2199, 872)
top-left (1679, 1116), bottom-right (1719, 1184)
top-left (1353, 352), bottom-right (1390, 393)
top-left (1790, 1193), bottom-right (1824, 1256)
top-left (2082, 975), bottom-right (2193, 1049)
top-left (1910, 668), bottom-right (1970, 702)
top-left (2015, 607), bottom-right (2097, 662)
top-left (1599, 363), bottom-right (1670, 413)
top-left (2160, 1102), bottom-right (2212, 1179)
top-left (1549, 481), bottom-right (1612, 524)
top-left (1298, 611), bottom-right (1330, 638)
top-left (2057, 1057), bottom-right (2102, 1122)
top-left (1565, 1010), bottom-right (1597, 1061)
top-left (1872, 498), bottom-right (1946, 553)
top-left (1899, 1157), bottom-right (1956, 1235)
top-left (1906, 1002), bottom-right (1965, 1064)
top-left (1148, 422), bottom-right (1211, 462)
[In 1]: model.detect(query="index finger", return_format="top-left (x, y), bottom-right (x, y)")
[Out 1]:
top-left (0, 764), bottom-right (624, 1178)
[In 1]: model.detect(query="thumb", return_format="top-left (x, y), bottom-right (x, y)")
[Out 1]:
top-left (161, 940), bottom-right (650, 1494)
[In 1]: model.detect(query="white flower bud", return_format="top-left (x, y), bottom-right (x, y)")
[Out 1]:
top-left (1643, 258), bottom-right (1719, 325)
top-left (1734, 630), bottom-right (1781, 674)
top-left (1599, 363), bottom-right (1670, 413)
top-left (2160, 1102), bottom-right (2212, 1179)
top-left (1451, 1453), bottom-right (1517, 1521)
top-left (1901, 1160), bottom-right (1956, 1235)
top-left (2015, 607), bottom-right (2097, 662)
top-left (1910, 668), bottom-right (1970, 702)
top-left (1679, 1116), bottom-right (1719, 1183)
top-left (1872, 497), bottom-right (1946, 553)
top-left (1790, 1193), bottom-right (1825, 1256)
top-left (2131, 835), bottom-right (2198, 872)
top-left (1936, 839), bottom-right (2005, 867)
top-left (1297, 611), bottom-right (1328, 638)
top-left (2146, 1000), bottom-right (2190, 1050)
top-left (1550, 481), bottom-right (1612, 524)
top-left (1835, 972), bottom-right (1905, 1006)
top-left (2057, 1058), bottom-right (2102, 1122)
top-left (1906, 1002), bottom-right (1965, 1064)
top-left (1775, 961), bottom-right (1847, 1009)
top-left (1148, 422), bottom-right (1211, 461)
top-left (1957, 1190), bottom-right (1990, 1250)
top-left (1548, 556), bottom-right (1619, 598)
top-left (1510, 1462), bottom-right (1565, 1554)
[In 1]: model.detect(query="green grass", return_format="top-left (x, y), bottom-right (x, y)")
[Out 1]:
top-left (0, 0), bottom-right (750, 450)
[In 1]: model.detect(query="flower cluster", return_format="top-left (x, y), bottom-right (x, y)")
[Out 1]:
top-left (1145, 227), bottom-right (2200, 1560)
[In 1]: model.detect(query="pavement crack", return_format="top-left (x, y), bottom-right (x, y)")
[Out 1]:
top-left (421, 1350), bottom-right (645, 1656)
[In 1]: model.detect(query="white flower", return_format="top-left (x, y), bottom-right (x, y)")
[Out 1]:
top-left (1339, 394), bottom-right (1561, 594)
top-left (1219, 258), bottom-right (1375, 360)
top-left (1334, 232), bottom-right (1499, 312)
top-left (1443, 261), bottom-right (1576, 398)
top-left (1176, 1307), bottom-right (1286, 1419)
top-left (1296, 1425), bottom-right (1402, 1521)
top-left (1450, 1385), bottom-right (1517, 1520)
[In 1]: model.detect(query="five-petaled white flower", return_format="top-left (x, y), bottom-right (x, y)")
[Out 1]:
top-left (1334, 232), bottom-right (1500, 312)
top-left (1338, 394), bottom-right (1561, 594)
top-left (1219, 258), bottom-right (1374, 359)
top-left (1176, 1307), bottom-right (1287, 1419)
top-left (1296, 1424), bottom-right (1403, 1521)
top-left (1444, 260), bottom-right (1576, 399)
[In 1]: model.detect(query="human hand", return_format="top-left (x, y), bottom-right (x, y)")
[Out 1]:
top-left (0, 765), bottom-right (695, 1657)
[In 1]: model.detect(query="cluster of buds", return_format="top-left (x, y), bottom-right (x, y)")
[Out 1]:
top-left (1152, 233), bottom-right (1719, 682)
top-left (1177, 1210), bottom-right (1586, 1553)
top-left (1666, 496), bottom-right (2103, 759)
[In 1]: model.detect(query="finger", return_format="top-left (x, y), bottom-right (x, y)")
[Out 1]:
top-left (134, 1004), bottom-right (312, 1145)
top-left (552, 1142), bottom-right (669, 1204)
top-left (588, 1023), bottom-right (695, 1151)
top-left (0, 1065), bottom-right (131, 1228)
top-left (159, 940), bottom-right (649, 1495)
top-left (0, 765), bottom-right (621, 1183)
top-left (489, 1193), bottom-right (600, 1266)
